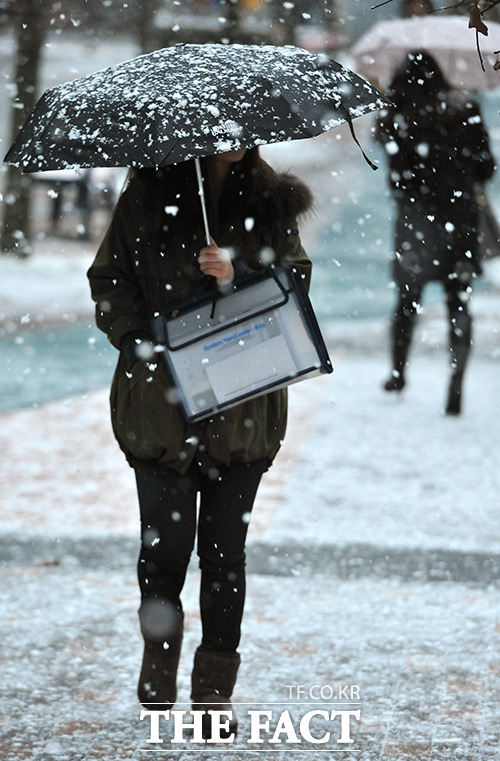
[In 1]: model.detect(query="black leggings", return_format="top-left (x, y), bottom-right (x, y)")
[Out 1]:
top-left (391, 280), bottom-right (472, 378)
top-left (133, 457), bottom-right (267, 653)
top-left (390, 198), bottom-right (477, 379)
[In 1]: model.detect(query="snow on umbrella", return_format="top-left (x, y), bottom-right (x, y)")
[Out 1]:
top-left (4, 43), bottom-right (389, 173)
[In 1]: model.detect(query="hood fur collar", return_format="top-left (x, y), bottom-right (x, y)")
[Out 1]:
top-left (252, 165), bottom-right (314, 232)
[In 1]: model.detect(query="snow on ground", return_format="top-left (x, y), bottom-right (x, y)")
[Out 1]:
top-left (0, 240), bottom-right (95, 329)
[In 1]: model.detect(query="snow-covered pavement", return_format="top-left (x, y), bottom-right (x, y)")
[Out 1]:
top-left (1, 137), bottom-right (500, 760)
top-left (2, 294), bottom-right (499, 761)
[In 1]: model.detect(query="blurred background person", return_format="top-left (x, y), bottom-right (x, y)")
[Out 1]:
top-left (377, 51), bottom-right (495, 414)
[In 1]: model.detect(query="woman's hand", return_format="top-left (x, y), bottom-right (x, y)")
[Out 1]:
top-left (198, 238), bottom-right (234, 285)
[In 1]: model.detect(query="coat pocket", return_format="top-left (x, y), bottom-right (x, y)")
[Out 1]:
top-left (110, 354), bottom-right (187, 462)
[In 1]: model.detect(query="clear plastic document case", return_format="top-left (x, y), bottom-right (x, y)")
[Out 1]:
top-left (151, 265), bottom-right (333, 422)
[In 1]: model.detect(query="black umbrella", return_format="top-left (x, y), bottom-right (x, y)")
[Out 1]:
top-left (4, 43), bottom-right (389, 242)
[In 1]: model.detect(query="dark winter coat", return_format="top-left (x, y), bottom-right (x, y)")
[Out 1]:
top-left (378, 90), bottom-right (495, 208)
top-left (377, 76), bottom-right (495, 282)
top-left (87, 157), bottom-right (313, 474)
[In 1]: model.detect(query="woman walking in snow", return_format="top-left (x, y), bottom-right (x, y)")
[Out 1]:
top-left (377, 52), bottom-right (495, 414)
top-left (87, 148), bottom-right (312, 737)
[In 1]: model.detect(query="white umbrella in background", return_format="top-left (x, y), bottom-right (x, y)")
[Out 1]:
top-left (351, 15), bottom-right (500, 90)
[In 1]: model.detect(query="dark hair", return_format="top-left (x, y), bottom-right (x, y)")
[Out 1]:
top-left (128, 148), bottom-right (292, 251)
top-left (388, 50), bottom-right (449, 110)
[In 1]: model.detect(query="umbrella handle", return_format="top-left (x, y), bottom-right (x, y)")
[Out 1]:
top-left (195, 157), bottom-right (218, 318)
top-left (195, 158), bottom-right (211, 246)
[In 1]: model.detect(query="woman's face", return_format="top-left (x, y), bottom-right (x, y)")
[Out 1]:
top-left (213, 148), bottom-right (247, 165)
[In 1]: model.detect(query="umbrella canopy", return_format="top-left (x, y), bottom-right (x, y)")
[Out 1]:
top-left (351, 15), bottom-right (500, 90)
top-left (4, 43), bottom-right (388, 172)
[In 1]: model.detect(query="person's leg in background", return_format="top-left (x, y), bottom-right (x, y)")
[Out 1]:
top-left (50, 181), bottom-right (63, 232)
top-left (76, 173), bottom-right (92, 240)
top-left (442, 203), bottom-right (480, 415)
top-left (385, 284), bottom-right (423, 391)
top-left (444, 279), bottom-right (473, 415)
top-left (384, 203), bottom-right (426, 392)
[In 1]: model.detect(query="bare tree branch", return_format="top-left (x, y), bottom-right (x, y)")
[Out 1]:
top-left (436, 2), bottom-right (468, 10)
top-left (372, 0), bottom-right (500, 11)
top-left (370, 1), bottom-right (395, 9)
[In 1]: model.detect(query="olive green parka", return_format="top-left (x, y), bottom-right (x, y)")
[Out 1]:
top-left (87, 156), bottom-right (313, 474)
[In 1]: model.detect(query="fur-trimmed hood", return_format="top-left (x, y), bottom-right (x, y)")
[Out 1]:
top-left (249, 163), bottom-right (313, 239)
top-left (255, 167), bottom-right (314, 221)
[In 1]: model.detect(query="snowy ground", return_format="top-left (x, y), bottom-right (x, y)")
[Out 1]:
top-left (1, 111), bottom-right (500, 760)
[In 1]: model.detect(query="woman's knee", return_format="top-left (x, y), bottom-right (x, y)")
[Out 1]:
top-left (198, 550), bottom-right (246, 578)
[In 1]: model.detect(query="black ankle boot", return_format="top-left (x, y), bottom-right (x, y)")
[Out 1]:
top-left (383, 372), bottom-right (405, 392)
top-left (138, 602), bottom-right (183, 710)
top-left (138, 641), bottom-right (182, 710)
top-left (385, 314), bottom-right (412, 393)
top-left (191, 647), bottom-right (240, 740)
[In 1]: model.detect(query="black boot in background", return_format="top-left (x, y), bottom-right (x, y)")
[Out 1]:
top-left (445, 296), bottom-right (472, 416)
top-left (445, 372), bottom-right (463, 415)
top-left (383, 308), bottom-right (415, 392)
